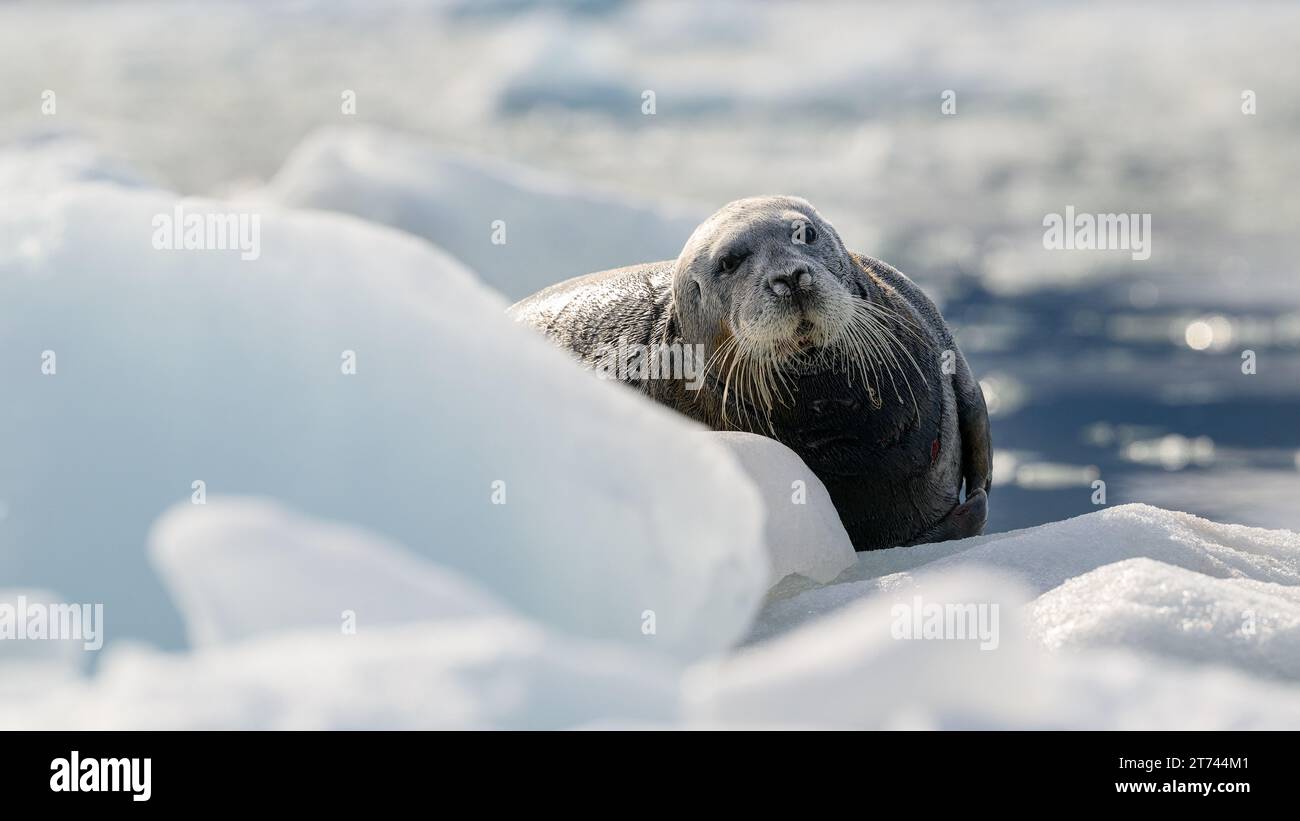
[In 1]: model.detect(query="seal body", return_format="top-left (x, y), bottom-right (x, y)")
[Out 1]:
top-left (509, 196), bottom-right (991, 551)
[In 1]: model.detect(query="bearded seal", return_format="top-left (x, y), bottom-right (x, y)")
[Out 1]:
top-left (508, 195), bottom-right (991, 551)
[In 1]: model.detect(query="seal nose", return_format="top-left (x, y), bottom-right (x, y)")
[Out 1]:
top-left (767, 266), bottom-right (812, 297)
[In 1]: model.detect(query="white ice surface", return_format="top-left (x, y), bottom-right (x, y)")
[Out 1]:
top-left (0, 181), bottom-right (768, 662)
top-left (688, 570), bottom-right (1039, 729)
top-left (710, 432), bottom-right (856, 591)
top-left (751, 504), bottom-right (1300, 682)
top-left (148, 498), bottom-right (510, 648)
top-left (3, 500), bottom-right (680, 730)
top-left (0, 619), bottom-right (680, 730)
top-left (0, 133), bottom-right (155, 193)
top-left (15, 511), bottom-right (1300, 730)
top-left (693, 563), bottom-right (1300, 729)
top-left (261, 126), bottom-right (701, 299)
top-left (0, 588), bottom-right (93, 695)
top-left (1032, 558), bottom-right (1300, 681)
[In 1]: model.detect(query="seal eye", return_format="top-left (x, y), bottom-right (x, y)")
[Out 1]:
top-left (799, 223), bottom-right (818, 244)
top-left (717, 253), bottom-right (746, 275)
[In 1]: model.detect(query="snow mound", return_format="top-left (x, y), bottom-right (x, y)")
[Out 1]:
top-left (693, 566), bottom-right (1300, 729)
top-left (261, 126), bottom-right (702, 299)
top-left (7, 489), bottom-right (1300, 728)
top-left (687, 570), bottom-right (1037, 729)
top-left (0, 183), bottom-right (767, 660)
top-left (711, 432), bottom-right (855, 592)
top-left (1033, 558), bottom-right (1300, 681)
top-left (839, 504), bottom-right (1300, 596)
top-left (0, 588), bottom-right (92, 695)
top-left (750, 504), bottom-right (1300, 683)
top-left (149, 498), bottom-right (510, 647)
top-left (0, 133), bottom-right (155, 192)
top-left (0, 619), bottom-right (679, 731)
top-left (5, 500), bottom-right (681, 730)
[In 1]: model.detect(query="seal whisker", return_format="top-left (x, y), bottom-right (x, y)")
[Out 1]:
top-left (858, 298), bottom-right (926, 339)
top-left (862, 307), bottom-right (919, 411)
top-left (751, 346), bottom-right (778, 434)
top-left (863, 302), bottom-right (935, 376)
top-left (740, 339), bottom-right (760, 428)
top-left (856, 301), bottom-right (932, 411)
top-left (843, 308), bottom-right (893, 399)
top-left (709, 333), bottom-right (743, 428)
top-left (769, 346), bottom-right (799, 407)
top-left (845, 301), bottom-right (917, 411)
top-left (837, 318), bottom-right (881, 406)
top-left (863, 307), bottom-right (929, 390)
top-left (695, 333), bottom-right (737, 420)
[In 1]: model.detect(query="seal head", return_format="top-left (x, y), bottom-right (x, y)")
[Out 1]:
top-left (674, 196), bottom-right (857, 361)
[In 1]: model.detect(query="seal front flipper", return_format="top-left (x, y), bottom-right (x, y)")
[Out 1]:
top-left (905, 488), bottom-right (987, 545)
top-left (915, 346), bottom-right (992, 545)
top-left (951, 344), bottom-right (992, 508)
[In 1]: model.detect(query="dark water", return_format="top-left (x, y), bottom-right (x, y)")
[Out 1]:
top-left (945, 278), bottom-right (1300, 535)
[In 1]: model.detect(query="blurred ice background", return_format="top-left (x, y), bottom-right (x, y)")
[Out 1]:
top-left (2, 0), bottom-right (1300, 725)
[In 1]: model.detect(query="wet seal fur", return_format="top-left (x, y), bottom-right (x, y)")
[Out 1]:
top-left (509, 196), bottom-right (991, 551)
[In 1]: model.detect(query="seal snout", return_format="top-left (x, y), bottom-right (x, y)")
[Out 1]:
top-left (766, 265), bottom-right (813, 298)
